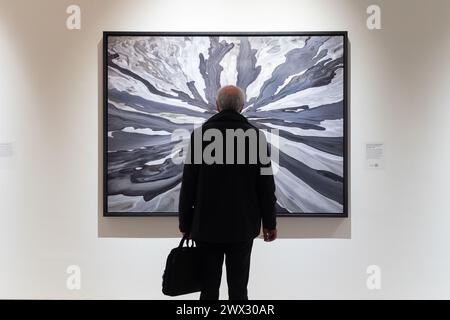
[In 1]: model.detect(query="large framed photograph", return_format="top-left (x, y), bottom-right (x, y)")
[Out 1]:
top-left (103, 31), bottom-right (348, 217)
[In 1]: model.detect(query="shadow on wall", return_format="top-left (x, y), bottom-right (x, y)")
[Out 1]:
top-left (97, 38), bottom-right (352, 239)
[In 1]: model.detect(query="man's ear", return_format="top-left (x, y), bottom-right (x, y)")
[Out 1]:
top-left (216, 102), bottom-right (220, 112)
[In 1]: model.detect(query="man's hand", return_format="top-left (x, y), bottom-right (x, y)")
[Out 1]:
top-left (263, 228), bottom-right (277, 242)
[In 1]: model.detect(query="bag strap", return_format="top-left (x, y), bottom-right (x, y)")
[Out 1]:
top-left (178, 234), bottom-right (187, 248)
top-left (178, 234), bottom-right (196, 248)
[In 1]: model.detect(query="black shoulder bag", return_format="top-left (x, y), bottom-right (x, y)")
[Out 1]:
top-left (162, 235), bottom-right (203, 296)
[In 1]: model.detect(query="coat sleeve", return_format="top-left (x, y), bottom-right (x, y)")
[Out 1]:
top-left (178, 132), bottom-right (199, 233)
top-left (256, 131), bottom-right (277, 230)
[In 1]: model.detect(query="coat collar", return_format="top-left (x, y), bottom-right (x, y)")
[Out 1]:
top-left (205, 109), bottom-right (249, 124)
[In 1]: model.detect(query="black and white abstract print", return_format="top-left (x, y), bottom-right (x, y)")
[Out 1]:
top-left (106, 34), bottom-right (346, 215)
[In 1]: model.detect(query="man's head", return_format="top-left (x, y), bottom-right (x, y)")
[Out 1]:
top-left (216, 85), bottom-right (245, 113)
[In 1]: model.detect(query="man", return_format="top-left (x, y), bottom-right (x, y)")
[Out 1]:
top-left (178, 85), bottom-right (277, 300)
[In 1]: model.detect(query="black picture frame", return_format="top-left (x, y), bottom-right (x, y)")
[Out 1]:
top-left (103, 31), bottom-right (349, 218)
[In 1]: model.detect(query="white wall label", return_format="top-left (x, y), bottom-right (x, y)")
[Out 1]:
top-left (366, 143), bottom-right (384, 169)
top-left (0, 143), bottom-right (13, 158)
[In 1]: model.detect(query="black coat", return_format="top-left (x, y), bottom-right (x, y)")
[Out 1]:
top-left (178, 109), bottom-right (277, 243)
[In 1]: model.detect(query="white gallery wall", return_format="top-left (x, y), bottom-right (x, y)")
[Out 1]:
top-left (1, 0), bottom-right (450, 299)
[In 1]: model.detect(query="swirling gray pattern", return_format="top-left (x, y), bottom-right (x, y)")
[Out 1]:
top-left (106, 35), bottom-right (345, 214)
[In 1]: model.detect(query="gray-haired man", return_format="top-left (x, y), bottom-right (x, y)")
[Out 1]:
top-left (178, 85), bottom-right (277, 300)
